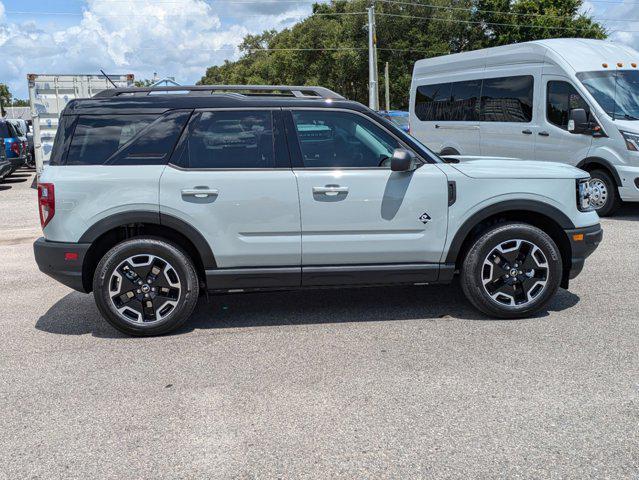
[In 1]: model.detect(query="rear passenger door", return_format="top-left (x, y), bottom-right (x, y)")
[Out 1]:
top-left (159, 109), bottom-right (301, 286)
top-left (287, 109), bottom-right (449, 286)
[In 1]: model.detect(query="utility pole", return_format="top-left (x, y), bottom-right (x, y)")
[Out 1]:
top-left (384, 61), bottom-right (390, 111)
top-left (367, 5), bottom-right (379, 111)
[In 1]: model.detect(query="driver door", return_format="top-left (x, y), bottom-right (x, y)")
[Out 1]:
top-left (286, 109), bottom-right (449, 286)
top-left (535, 76), bottom-right (593, 165)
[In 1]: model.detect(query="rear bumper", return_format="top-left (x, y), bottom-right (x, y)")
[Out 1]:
top-left (565, 224), bottom-right (603, 281)
top-left (33, 237), bottom-right (91, 293)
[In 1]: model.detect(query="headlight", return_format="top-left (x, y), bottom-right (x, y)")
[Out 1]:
top-left (621, 130), bottom-right (639, 151)
top-left (576, 178), bottom-right (594, 212)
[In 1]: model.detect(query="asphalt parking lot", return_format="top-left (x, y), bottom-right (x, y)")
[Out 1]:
top-left (1, 169), bottom-right (638, 479)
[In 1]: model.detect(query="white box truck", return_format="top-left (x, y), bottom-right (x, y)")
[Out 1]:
top-left (28, 73), bottom-right (134, 174)
top-left (409, 38), bottom-right (639, 216)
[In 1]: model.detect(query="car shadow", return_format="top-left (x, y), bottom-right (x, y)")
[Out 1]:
top-left (35, 284), bottom-right (580, 338)
top-left (606, 204), bottom-right (639, 221)
top-left (2, 177), bottom-right (28, 184)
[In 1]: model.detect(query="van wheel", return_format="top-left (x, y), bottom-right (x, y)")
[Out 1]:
top-left (460, 223), bottom-right (562, 319)
top-left (589, 169), bottom-right (620, 216)
top-left (93, 238), bottom-right (199, 336)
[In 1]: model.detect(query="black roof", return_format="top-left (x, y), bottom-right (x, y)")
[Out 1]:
top-left (64, 84), bottom-right (370, 116)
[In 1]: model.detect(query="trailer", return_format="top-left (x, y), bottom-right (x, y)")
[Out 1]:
top-left (27, 73), bottom-right (134, 174)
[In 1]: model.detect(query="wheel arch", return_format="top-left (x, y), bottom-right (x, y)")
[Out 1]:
top-left (576, 157), bottom-right (621, 186)
top-left (79, 211), bottom-right (215, 292)
top-left (440, 147), bottom-right (460, 156)
top-left (446, 200), bottom-right (574, 288)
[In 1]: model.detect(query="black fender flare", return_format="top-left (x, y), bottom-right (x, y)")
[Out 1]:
top-left (445, 199), bottom-right (575, 264)
top-left (576, 157), bottom-right (621, 186)
top-left (78, 210), bottom-right (216, 269)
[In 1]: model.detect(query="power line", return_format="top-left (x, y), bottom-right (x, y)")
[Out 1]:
top-left (376, 11), bottom-right (630, 32)
top-left (379, 0), bottom-right (633, 23)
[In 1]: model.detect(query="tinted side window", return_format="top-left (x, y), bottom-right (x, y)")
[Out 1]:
top-left (547, 81), bottom-right (590, 129)
top-left (414, 83), bottom-right (452, 121)
top-left (66, 115), bottom-right (157, 165)
top-left (49, 115), bottom-right (77, 166)
top-left (0, 121), bottom-right (9, 138)
top-left (450, 80), bottom-right (481, 121)
top-left (292, 110), bottom-right (401, 168)
top-left (480, 75), bottom-right (534, 122)
top-left (108, 111), bottom-right (191, 165)
top-left (183, 111), bottom-right (274, 169)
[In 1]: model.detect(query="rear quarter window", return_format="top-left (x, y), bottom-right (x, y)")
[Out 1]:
top-left (66, 114), bottom-right (158, 165)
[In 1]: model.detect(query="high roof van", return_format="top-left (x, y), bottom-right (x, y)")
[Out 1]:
top-left (409, 38), bottom-right (639, 216)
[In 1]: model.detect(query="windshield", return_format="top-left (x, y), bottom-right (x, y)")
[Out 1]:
top-left (577, 70), bottom-right (639, 120)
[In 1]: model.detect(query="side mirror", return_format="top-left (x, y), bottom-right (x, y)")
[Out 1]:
top-left (568, 108), bottom-right (589, 134)
top-left (390, 148), bottom-right (416, 172)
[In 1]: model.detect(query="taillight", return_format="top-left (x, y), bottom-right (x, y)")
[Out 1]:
top-left (38, 183), bottom-right (55, 229)
top-left (10, 141), bottom-right (20, 156)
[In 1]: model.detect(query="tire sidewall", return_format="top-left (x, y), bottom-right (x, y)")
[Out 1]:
top-left (462, 224), bottom-right (562, 318)
top-left (93, 238), bottom-right (199, 336)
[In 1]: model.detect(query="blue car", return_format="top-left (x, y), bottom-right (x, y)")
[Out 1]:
top-left (1, 119), bottom-right (27, 175)
top-left (377, 110), bottom-right (410, 133)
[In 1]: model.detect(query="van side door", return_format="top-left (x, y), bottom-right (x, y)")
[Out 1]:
top-left (479, 73), bottom-right (539, 161)
top-left (159, 109), bottom-right (302, 289)
top-left (534, 76), bottom-right (593, 164)
top-left (287, 108), bottom-right (449, 286)
top-left (411, 80), bottom-right (481, 155)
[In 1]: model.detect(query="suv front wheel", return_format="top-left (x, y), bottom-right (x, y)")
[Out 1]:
top-left (93, 238), bottom-right (200, 336)
top-left (460, 223), bottom-right (562, 318)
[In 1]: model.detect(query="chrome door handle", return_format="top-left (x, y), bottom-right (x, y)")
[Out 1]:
top-left (313, 185), bottom-right (349, 195)
top-left (181, 188), bottom-right (219, 198)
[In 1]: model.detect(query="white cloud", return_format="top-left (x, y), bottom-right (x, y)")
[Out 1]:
top-left (0, 0), bottom-right (316, 98)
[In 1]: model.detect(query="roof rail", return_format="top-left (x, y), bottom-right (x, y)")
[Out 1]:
top-left (93, 85), bottom-right (344, 99)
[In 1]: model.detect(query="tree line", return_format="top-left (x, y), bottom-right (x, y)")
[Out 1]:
top-left (198, 0), bottom-right (605, 109)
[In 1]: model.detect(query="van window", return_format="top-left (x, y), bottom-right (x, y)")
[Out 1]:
top-left (182, 111), bottom-right (274, 169)
top-left (451, 80), bottom-right (481, 121)
top-left (547, 81), bottom-right (590, 129)
top-left (66, 115), bottom-right (157, 165)
top-left (415, 83), bottom-right (452, 121)
top-left (481, 75), bottom-right (534, 122)
top-left (292, 110), bottom-right (401, 168)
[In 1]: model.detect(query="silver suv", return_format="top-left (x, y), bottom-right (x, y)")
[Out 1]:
top-left (34, 85), bottom-right (602, 336)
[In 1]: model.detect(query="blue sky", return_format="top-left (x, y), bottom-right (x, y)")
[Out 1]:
top-left (1, 0), bottom-right (637, 99)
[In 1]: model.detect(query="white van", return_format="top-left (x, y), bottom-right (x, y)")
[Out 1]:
top-left (409, 38), bottom-right (639, 216)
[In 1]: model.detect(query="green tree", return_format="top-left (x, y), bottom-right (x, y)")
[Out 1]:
top-left (198, 0), bottom-right (605, 109)
top-left (0, 84), bottom-right (11, 117)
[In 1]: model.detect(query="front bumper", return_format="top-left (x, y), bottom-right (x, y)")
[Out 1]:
top-left (564, 224), bottom-right (603, 282)
top-left (33, 237), bottom-right (91, 293)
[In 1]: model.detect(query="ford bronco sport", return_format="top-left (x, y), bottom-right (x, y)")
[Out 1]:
top-left (33, 85), bottom-right (602, 336)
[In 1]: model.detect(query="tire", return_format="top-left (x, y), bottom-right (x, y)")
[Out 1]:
top-left (589, 169), bottom-right (620, 217)
top-left (460, 222), bottom-right (562, 319)
top-left (93, 237), bottom-right (200, 336)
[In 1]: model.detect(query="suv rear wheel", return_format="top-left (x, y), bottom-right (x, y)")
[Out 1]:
top-left (460, 223), bottom-right (562, 318)
top-left (93, 238), bottom-right (199, 336)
